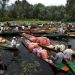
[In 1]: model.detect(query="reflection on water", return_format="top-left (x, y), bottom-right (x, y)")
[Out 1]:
top-left (0, 37), bottom-right (75, 75)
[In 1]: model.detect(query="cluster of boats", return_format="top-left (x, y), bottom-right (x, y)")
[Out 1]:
top-left (0, 22), bottom-right (75, 38)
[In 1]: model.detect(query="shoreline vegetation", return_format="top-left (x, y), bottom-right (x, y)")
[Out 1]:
top-left (1, 19), bottom-right (75, 26)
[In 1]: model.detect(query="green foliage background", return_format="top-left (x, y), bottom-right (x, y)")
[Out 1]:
top-left (0, 0), bottom-right (75, 22)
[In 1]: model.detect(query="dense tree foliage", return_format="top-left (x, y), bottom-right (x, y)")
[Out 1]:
top-left (66, 0), bottom-right (75, 21)
top-left (0, 0), bottom-right (9, 20)
top-left (0, 0), bottom-right (75, 22)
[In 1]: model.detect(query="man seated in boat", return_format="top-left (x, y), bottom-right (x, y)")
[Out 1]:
top-left (15, 26), bottom-right (19, 31)
top-left (64, 45), bottom-right (75, 61)
top-left (58, 26), bottom-right (65, 34)
top-left (10, 37), bottom-right (20, 48)
top-left (21, 25), bottom-right (25, 30)
top-left (52, 48), bottom-right (64, 64)
top-left (0, 26), bottom-right (4, 33)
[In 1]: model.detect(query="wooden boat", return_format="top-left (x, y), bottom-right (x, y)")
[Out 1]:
top-left (0, 31), bottom-right (23, 36)
top-left (32, 33), bottom-right (69, 38)
top-left (69, 32), bottom-right (75, 37)
top-left (29, 32), bottom-right (75, 39)
top-left (0, 37), bottom-right (18, 51)
top-left (21, 38), bottom-right (69, 74)
top-left (21, 33), bottom-right (75, 74)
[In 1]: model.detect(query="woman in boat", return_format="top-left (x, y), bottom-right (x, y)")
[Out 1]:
top-left (52, 48), bottom-right (64, 64)
top-left (63, 45), bottom-right (75, 61)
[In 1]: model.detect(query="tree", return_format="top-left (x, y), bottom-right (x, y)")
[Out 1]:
top-left (66, 0), bottom-right (75, 21)
top-left (0, 0), bottom-right (9, 17)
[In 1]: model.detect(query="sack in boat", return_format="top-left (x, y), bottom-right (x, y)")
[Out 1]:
top-left (40, 49), bottom-right (49, 59)
top-left (36, 37), bottom-right (50, 46)
top-left (28, 43), bottom-right (39, 52)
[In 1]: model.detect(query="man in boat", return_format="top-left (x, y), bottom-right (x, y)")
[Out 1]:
top-left (21, 25), bottom-right (25, 30)
top-left (58, 26), bottom-right (65, 34)
top-left (64, 45), bottom-right (75, 61)
top-left (52, 48), bottom-right (64, 64)
top-left (0, 26), bottom-right (4, 32)
top-left (11, 37), bottom-right (20, 48)
top-left (15, 26), bottom-right (19, 31)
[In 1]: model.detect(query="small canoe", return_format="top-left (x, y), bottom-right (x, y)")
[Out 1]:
top-left (0, 37), bottom-right (18, 51)
top-left (21, 38), bottom-right (69, 73)
top-left (64, 60), bottom-right (75, 74)
top-left (68, 32), bottom-right (75, 37)
top-left (32, 33), bottom-right (70, 40)
top-left (42, 34), bottom-right (68, 38)
top-left (0, 31), bottom-right (22, 36)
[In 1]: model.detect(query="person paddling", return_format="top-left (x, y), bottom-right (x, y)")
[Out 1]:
top-left (11, 37), bottom-right (20, 48)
